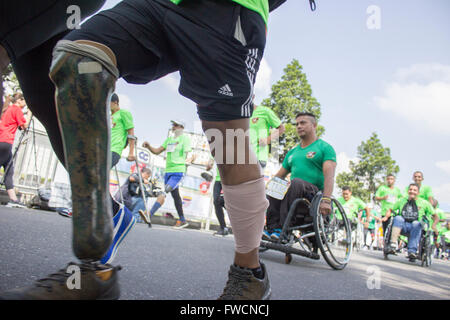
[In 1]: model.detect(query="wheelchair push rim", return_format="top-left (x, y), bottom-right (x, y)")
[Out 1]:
top-left (312, 193), bottom-right (353, 270)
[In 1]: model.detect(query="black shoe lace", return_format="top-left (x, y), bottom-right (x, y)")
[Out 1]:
top-left (219, 270), bottom-right (251, 299)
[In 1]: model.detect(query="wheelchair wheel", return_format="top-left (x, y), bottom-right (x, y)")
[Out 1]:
top-left (312, 194), bottom-right (352, 270)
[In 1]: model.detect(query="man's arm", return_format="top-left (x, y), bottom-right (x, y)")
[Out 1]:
top-left (322, 160), bottom-right (336, 199)
top-left (142, 141), bottom-right (165, 155)
top-left (274, 166), bottom-right (289, 180)
top-left (320, 160), bottom-right (336, 215)
top-left (126, 128), bottom-right (136, 161)
top-left (259, 124), bottom-right (286, 146)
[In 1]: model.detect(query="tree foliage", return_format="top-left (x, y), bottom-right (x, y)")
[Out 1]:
top-left (336, 132), bottom-right (400, 202)
top-left (261, 59), bottom-right (323, 160)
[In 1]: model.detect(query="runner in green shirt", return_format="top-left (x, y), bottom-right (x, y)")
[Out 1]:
top-left (143, 120), bottom-right (195, 228)
top-left (249, 102), bottom-right (285, 168)
top-left (337, 186), bottom-right (371, 223)
top-left (404, 171), bottom-right (435, 205)
top-left (375, 174), bottom-right (403, 235)
top-left (110, 93), bottom-right (136, 167)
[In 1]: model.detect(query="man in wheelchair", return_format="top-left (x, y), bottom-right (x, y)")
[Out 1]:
top-left (263, 112), bottom-right (336, 241)
top-left (385, 183), bottom-right (438, 260)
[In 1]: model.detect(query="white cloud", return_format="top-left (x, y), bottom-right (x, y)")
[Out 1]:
top-left (436, 160), bottom-right (450, 176)
top-left (254, 58), bottom-right (272, 100)
top-left (161, 73), bottom-right (180, 93)
top-left (374, 63), bottom-right (450, 135)
top-left (335, 152), bottom-right (357, 176)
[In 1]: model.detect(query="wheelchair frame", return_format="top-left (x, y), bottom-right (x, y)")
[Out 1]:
top-left (383, 216), bottom-right (434, 267)
top-left (260, 192), bottom-right (353, 270)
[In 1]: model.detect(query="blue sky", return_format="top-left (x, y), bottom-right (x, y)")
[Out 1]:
top-left (98, 0), bottom-right (450, 210)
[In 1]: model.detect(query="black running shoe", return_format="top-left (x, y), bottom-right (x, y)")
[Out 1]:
top-left (0, 261), bottom-right (121, 300)
top-left (218, 263), bottom-right (271, 300)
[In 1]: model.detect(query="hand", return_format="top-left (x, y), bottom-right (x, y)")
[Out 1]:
top-left (319, 200), bottom-right (332, 215)
top-left (126, 155), bottom-right (136, 162)
top-left (381, 216), bottom-right (387, 222)
top-left (142, 141), bottom-right (150, 149)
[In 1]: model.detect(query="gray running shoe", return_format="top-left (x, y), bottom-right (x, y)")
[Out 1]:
top-left (218, 263), bottom-right (271, 300)
top-left (0, 261), bottom-right (121, 300)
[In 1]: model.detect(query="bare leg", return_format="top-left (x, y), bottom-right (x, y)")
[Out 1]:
top-left (202, 118), bottom-right (263, 269)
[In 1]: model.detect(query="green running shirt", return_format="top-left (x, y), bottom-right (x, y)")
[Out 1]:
top-left (282, 139), bottom-right (336, 191)
top-left (250, 106), bottom-right (282, 162)
top-left (111, 109), bottom-right (134, 155)
top-left (162, 134), bottom-right (192, 173)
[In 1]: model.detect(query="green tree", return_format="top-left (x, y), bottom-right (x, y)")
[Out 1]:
top-left (336, 132), bottom-right (400, 202)
top-left (260, 59), bottom-right (323, 160)
top-left (1, 64), bottom-right (21, 106)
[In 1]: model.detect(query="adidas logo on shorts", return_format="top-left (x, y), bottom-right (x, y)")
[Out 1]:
top-left (218, 84), bottom-right (233, 97)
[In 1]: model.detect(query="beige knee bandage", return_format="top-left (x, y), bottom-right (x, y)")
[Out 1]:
top-left (222, 177), bottom-right (269, 254)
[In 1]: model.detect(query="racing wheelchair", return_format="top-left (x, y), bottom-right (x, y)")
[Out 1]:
top-left (260, 192), bottom-right (353, 270)
top-left (383, 216), bottom-right (434, 267)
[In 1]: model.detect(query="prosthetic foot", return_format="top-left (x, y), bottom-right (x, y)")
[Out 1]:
top-left (49, 40), bottom-right (119, 261)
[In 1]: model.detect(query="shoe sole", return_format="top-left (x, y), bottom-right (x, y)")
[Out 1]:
top-left (138, 210), bottom-right (151, 224)
top-left (173, 223), bottom-right (189, 229)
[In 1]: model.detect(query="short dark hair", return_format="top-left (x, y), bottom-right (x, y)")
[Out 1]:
top-left (141, 167), bottom-right (151, 175)
top-left (295, 112), bottom-right (317, 124)
top-left (111, 93), bottom-right (119, 103)
top-left (408, 183), bottom-right (420, 190)
top-left (413, 171), bottom-right (423, 178)
top-left (386, 173), bottom-right (395, 178)
top-left (342, 186), bottom-right (351, 192)
top-left (12, 92), bottom-right (24, 103)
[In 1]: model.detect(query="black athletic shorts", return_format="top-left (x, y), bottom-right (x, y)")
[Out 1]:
top-left (0, 0), bottom-right (106, 61)
top-left (64, 0), bottom-right (267, 121)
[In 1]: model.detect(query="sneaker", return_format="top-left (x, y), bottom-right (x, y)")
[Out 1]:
top-left (100, 205), bottom-right (136, 265)
top-left (138, 209), bottom-right (151, 225)
top-left (270, 229), bottom-right (282, 241)
top-left (0, 261), bottom-right (121, 300)
top-left (214, 228), bottom-right (229, 237)
top-left (407, 252), bottom-right (418, 260)
top-left (57, 208), bottom-right (72, 218)
top-left (218, 263), bottom-right (271, 300)
top-left (262, 230), bottom-right (272, 241)
top-left (173, 220), bottom-right (189, 229)
top-left (5, 200), bottom-right (26, 208)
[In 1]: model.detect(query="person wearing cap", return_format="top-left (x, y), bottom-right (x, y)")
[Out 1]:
top-left (110, 93), bottom-right (135, 167)
top-left (142, 120), bottom-right (195, 229)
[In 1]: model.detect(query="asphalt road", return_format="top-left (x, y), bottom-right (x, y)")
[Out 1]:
top-left (0, 206), bottom-right (449, 300)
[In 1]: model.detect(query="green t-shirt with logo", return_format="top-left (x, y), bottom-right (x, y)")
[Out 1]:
top-left (435, 208), bottom-right (446, 236)
top-left (170, 0), bottom-right (269, 24)
top-left (249, 106), bottom-right (282, 162)
top-left (162, 134), bottom-right (192, 173)
top-left (338, 196), bottom-right (366, 220)
top-left (282, 139), bottom-right (336, 191)
top-left (111, 109), bottom-right (134, 155)
top-left (391, 197), bottom-right (435, 223)
top-left (375, 185), bottom-right (403, 217)
top-left (404, 184), bottom-right (433, 203)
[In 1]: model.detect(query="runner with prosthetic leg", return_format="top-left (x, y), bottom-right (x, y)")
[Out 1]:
top-left (1, 0), bottom-right (315, 300)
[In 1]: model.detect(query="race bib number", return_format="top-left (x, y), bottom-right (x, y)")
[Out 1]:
top-left (266, 177), bottom-right (290, 200)
top-left (166, 143), bottom-right (177, 153)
